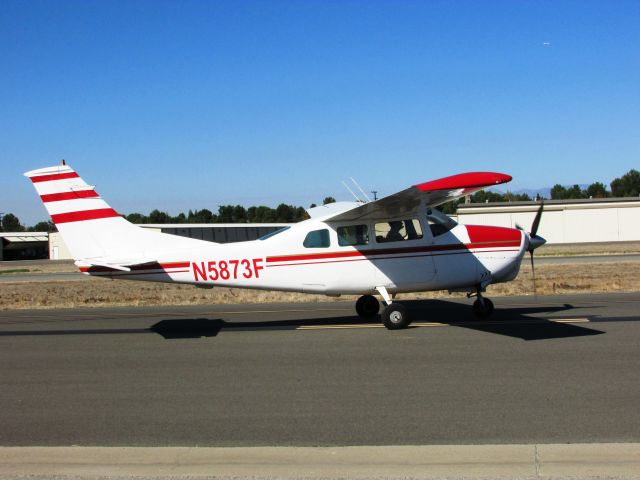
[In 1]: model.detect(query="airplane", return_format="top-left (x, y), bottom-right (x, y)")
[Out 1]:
top-left (25, 161), bottom-right (546, 330)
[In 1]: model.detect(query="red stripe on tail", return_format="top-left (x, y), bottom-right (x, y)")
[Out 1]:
top-left (51, 208), bottom-right (120, 224)
top-left (40, 190), bottom-right (100, 202)
top-left (30, 172), bottom-right (80, 183)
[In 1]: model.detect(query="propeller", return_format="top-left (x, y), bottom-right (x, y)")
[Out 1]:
top-left (516, 201), bottom-right (546, 294)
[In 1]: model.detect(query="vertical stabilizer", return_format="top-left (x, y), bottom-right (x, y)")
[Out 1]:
top-left (24, 163), bottom-right (208, 262)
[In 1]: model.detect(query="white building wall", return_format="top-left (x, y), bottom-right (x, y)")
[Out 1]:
top-left (48, 232), bottom-right (73, 260)
top-left (457, 201), bottom-right (640, 244)
top-left (619, 208), bottom-right (640, 241)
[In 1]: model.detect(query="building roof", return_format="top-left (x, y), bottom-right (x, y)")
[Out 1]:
top-left (458, 197), bottom-right (640, 214)
top-left (0, 232), bottom-right (49, 242)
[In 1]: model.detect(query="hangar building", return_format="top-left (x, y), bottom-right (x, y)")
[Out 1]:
top-left (456, 197), bottom-right (640, 244)
top-left (0, 232), bottom-right (49, 261)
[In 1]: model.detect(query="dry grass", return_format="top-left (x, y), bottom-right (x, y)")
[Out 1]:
top-left (0, 261), bottom-right (76, 274)
top-left (0, 278), bottom-right (339, 310)
top-left (1, 261), bottom-right (639, 310)
top-left (537, 241), bottom-right (640, 257)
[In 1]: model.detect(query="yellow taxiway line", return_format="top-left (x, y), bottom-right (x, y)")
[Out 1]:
top-left (297, 317), bottom-right (590, 330)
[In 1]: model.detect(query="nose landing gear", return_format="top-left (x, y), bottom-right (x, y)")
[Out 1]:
top-left (468, 287), bottom-right (494, 318)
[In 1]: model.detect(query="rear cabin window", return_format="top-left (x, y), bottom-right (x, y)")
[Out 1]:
top-left (303, 229), bottom-right (330, 248)
top-left (375, 219), bottom-right (423, 243)
top-left (337, 225), bottom-right (369, 246)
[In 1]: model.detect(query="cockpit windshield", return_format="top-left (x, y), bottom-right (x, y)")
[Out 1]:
top-left (426, 208), bottom-right (457, 237)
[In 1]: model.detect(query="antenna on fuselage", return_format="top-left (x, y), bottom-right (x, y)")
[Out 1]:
top-left (342, 181), bottom-right (362, 202)
top-left (350, 178), bottom-right (371, 202)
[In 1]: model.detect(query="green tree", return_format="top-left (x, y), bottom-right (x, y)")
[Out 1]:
top-left (148, 209), bottom-right (171, 223)
top-left (126, 213), bottom-right (148, 224)
top-left (550, 184), bottom-right (567, 199)
top-left (551, 184), bottom-right (586, 199)
top-left (294, 206), bottom-right (308, 222)
top-left (173, 212), bottom-right (187, 223)
top-left (611, 169), bottom-right (640, 197)
top-left (470, 191), bottom-right (504, 203)
top-left (29, 221), bottom-right (57, 232)
top-left (189, 208), bottom-right (215, 223)
top-left (586, 182), bottom-right (609, 198)
top-left (217, 205), bottom-right (247, 223)
top-left (1, 213), bottom-right (24, 232)
top-left (567, 185), bottom-right (586, 199)
top-left (247, 206), bottom-right (276, 223)
top-left (232, 205), bottom-right (248, 223)
top-left (322, 196), bottom-right (336, 205)
top-left (275, 204), bottom-right (300, 222)
top-left (504, 191), bottom-right (531, 202)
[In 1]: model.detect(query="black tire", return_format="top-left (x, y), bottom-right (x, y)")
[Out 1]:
top-left (381, 303), bottom-right (410, 330)
top-left (472, 298), bottom-right (494, 318)
top-left (355, 295), bottom-right (380, 317)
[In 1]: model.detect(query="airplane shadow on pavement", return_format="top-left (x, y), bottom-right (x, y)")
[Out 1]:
top-left (0, 299), bottom-right (606, 341)
top-left (145, 299), bottom-right (607, 341)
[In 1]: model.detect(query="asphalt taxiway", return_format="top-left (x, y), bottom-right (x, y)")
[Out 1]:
top-left (1, 292), bottom-right (639, 448)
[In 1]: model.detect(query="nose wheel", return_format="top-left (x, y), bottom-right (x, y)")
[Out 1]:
top-left (472, 296), bottom-right (494, 318)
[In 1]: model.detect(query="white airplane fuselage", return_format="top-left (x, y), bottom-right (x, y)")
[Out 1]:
top-left (79, 218), bottom-right (528, 296)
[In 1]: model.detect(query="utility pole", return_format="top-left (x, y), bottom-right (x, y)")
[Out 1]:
top-left (371, 191), bottom-right (378, 201)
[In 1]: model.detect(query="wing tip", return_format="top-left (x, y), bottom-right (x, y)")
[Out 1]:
top-left (416, 172), bottom-right (512, 191)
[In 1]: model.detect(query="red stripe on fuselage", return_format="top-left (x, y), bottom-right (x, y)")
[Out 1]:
top-left (51, 208), bottom-right (120, 224)
top-left (266, 240), bottom-right (521, 264)
top-left (30, 172), bottom-right (79, 183)
top-left (40, 190), bottom-right (100, 202)
top-left (266, 247), bottom-right (521, 268)
top-left (161, 262), bottom-right (190, 269)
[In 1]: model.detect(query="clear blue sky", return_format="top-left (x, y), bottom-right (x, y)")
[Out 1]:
top-left (2, 0), bottom-right (638, 225)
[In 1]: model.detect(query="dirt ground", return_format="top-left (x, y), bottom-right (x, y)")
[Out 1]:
top-left (1, 261), bottom-right (639, 310)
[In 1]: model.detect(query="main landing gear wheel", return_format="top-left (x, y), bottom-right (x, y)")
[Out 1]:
top-left (472, 297), bottom-right (494, 318)
top-left (355, 295), bottom-right (380, 317)
top-left (381, 303), bottom-right (410, 330)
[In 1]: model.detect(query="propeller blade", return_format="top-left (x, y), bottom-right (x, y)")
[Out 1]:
top-left (530, 201), bottom-right (544, 238)
top-left (530, 251), bottom-right (537, 295)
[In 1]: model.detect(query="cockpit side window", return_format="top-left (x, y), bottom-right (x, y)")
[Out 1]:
top-left (303, 229), bottom-right (330, 248)
top-left (337, 225), bottom-right (369, 246)
top-left (375, 219), bottom-right (423, 243)
top-left (426, 208), bottom-right (458, 237)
